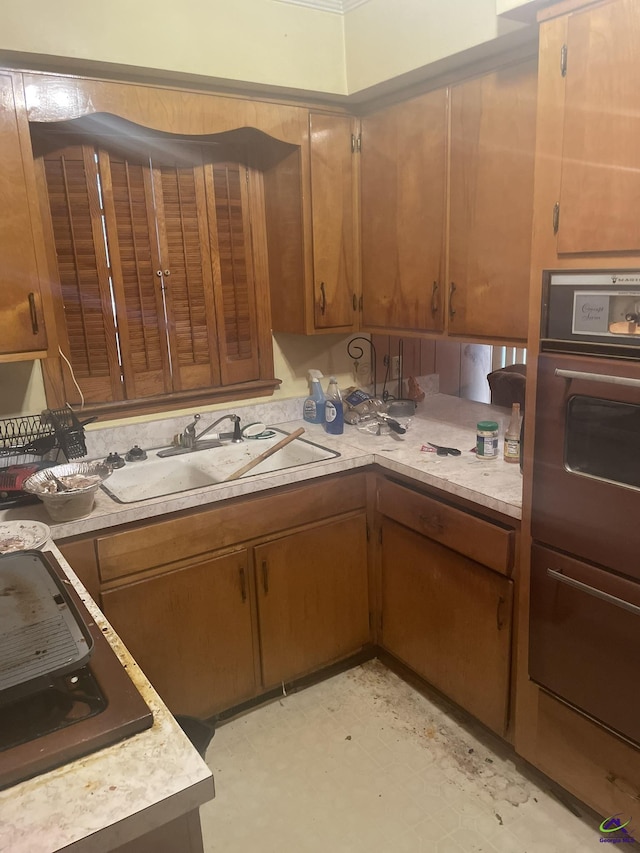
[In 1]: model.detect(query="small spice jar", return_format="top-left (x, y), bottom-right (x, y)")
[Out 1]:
top-left (476, 420), bottom-right (499, 459)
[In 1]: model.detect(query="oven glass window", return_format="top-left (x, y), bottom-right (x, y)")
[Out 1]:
top-left (566, 396), bottom-right (640, 488)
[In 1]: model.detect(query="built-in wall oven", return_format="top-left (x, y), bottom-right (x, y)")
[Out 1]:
top-left (530, 271), bottom-right (640, 746)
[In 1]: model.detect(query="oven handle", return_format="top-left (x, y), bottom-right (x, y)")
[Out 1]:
top-left (555, 368), bottom-right (640, 389)
top-left (547, 568), bottom-right (640, 616)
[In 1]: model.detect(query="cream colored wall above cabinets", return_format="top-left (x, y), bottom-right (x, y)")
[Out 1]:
top-left (0, 0), bottom-right (531, 98)
top-left (344, 0), bottom-right (526, 93)
top-left (0, 0), bottom-right (348, 95)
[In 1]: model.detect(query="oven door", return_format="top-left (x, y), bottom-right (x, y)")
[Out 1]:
top-left (532, 352), bottom-right (640, 580)
top-left (530, 543), bottom-right (640, 747)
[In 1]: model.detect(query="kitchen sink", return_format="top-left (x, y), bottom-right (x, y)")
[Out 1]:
top-left (102, 429), bottom-right (340, 503)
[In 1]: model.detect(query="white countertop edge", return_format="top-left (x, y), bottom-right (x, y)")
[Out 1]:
top-left (0, 545), bottom-right (214, 853)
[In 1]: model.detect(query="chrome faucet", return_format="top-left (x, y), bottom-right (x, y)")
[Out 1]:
top-left (158, 413), bottom-right (242, 457)
top-left (193, 413), bottom-right (242, 445)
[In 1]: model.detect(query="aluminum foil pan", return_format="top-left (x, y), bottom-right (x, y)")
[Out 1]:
top-left (22, 461), bottom-right (112, 522)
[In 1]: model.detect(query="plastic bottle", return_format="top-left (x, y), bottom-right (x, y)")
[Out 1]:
top-left (503, 403), bottom-right (522, 464)
top-left (324, 376), bottom-right (344, 435)
top-left (476, 420), bottom-right (499, 459)
top-left (303, 370), bottom-right (325, 424)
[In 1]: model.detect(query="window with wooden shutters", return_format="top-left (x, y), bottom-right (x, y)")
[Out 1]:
top-left (32, 123), bottom-right (275, 415)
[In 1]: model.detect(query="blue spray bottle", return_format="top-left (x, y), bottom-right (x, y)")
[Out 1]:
top-left (324, 376), bottom-right (344, 435)
top-left (303, 369), bottom-right (325, 424)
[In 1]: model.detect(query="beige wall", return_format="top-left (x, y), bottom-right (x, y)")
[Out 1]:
top-left (344, 0), bottom-right (524, 93)
top-left (0, 0), bottom-right (529, 97)
top-left (0, 0), bottom-right (348, 95)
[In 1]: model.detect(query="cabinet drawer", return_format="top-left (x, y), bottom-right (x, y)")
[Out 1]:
top-left (377, 479), bottom-right (514, 575)
top-left (97, 473), bottom-right (366, 583)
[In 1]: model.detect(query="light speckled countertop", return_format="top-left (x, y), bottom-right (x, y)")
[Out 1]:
top-left (0, 544), bottom-right (214, 853)
top-left (0, 395), bottom-right (522, 542)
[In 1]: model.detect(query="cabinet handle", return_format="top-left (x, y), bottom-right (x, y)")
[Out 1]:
top-left (431, 281), bottom-right (439, 316)
top-left (28, 292), bottom-right (39, 335)
top-left (261, 559), bottom-right (269, 595)
top-left (496, 595), bottom-right (506, 630)
top-left (239, 566), bottom-right (247, 602)
top-left (156, 270), bottom-right (163, 277)
top-left (547, 568), bottom-right (640, 617)
top-left (319, 282), bottom-right (326, 315)
top-left (352, 293), bottom-right (357, 312)
top-left (449, 282), bottom-right (456, 319)
top-left (163, 269), bottom-right (171, 276)
top-left (553, 202), bottom-right (560, 235)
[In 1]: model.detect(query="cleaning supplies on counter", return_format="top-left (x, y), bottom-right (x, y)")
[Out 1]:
top-left (503, 403), bottom-right (522, 464)
top-left (303, 370), bottom-right (326, 425)
top-left (324, 377), bottom-right (344, 435)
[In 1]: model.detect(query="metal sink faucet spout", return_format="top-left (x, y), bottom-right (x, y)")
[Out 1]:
top-left (194, 413), bottom-right (242, 445)
top-left (157, 413), bottom-right (242, 457)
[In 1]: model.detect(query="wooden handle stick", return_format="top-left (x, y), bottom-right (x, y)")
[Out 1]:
top-left (224, 428), bottom-right (306, 481)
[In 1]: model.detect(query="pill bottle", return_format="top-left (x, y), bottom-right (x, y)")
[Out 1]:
top-left (476, 420), bottom-right (499, 459)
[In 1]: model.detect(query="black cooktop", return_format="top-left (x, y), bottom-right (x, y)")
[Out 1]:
top-left (0, 551), bottom-right (153, 790)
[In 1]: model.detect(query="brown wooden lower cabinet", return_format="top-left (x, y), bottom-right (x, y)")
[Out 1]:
top-left (255, 513), bottom-right (370, 687)
top-left (90, 475), bottom-right (371, 718)
top-left (102, 549), bottom-right (256, 718)
top-left (380, 516), bottom-right (513, 736)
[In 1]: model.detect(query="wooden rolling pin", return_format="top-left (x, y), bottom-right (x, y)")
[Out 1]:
top-left (224, 427), bottom-right (306, 481)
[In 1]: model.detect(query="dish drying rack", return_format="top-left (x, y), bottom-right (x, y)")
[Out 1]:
top-left (0, 408), bottom-right (89, 467)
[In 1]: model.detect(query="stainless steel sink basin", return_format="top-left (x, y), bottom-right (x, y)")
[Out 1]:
top-left (102, 429), bottom-right (340, 503)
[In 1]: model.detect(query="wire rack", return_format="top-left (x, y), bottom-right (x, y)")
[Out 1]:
top-left (0, 408), bottom-right (87, 465)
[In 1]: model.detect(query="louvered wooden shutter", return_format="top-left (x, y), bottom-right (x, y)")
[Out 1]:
top-left (208, 161), bottom-right (261, 384)
top-left (153, 157), bottom-right (222, 391)
top-left (42, 144), bottom-right (123, 403)
top-left (99, 151), bottom-right (171, 399)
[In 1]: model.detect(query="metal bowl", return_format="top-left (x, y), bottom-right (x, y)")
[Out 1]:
top-left (23, 461), bottom-right (112, 522)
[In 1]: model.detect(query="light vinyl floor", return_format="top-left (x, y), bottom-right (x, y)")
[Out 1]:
top-left (200, 660), bottom-right (608, 852)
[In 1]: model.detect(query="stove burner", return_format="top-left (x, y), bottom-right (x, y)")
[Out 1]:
top-left (0, 667), bottom-right (107, 752)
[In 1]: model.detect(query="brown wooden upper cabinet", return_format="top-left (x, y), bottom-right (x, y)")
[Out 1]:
top-left (360, 88), bottom-right (448, 335)
top-left (360, 60), bottom-right (537, 343)
top-left (268, 111), bottom-right (359, 334)
top-left (0, 73), bottom-right (51, 360)
top-left (551, 0), bottom-right (640, 255)
top-left (448, 60), bottom-right (537, 342)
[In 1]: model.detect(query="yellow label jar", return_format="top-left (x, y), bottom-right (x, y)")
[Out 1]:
top-left (476, 420), bottom-right (499, 459)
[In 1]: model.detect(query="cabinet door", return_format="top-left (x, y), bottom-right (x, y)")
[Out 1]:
top-left (557, 0), bottom-right (640, 254)
top-left (310, 113), bottom-right (357, 331)
top-left (361, 88), bottom-right (447, 334)
top-left (448, 60), bottom-right (537, 341)
top-left (380, 518), bottom-right (513, 736)
top-left (255, 513), bottom-right (370, 688)
top-left (0, 73), bottom-right (48, 356)
top-left (102, 549), bottom-right (256, 718)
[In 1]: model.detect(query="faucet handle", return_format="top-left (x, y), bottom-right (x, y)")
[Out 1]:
top-left (185, 413), bottom-right (201, 432)
top-left (231, 415), bottom-right (242, 443)
top-left (181, 413), bottom-right (201, 447)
